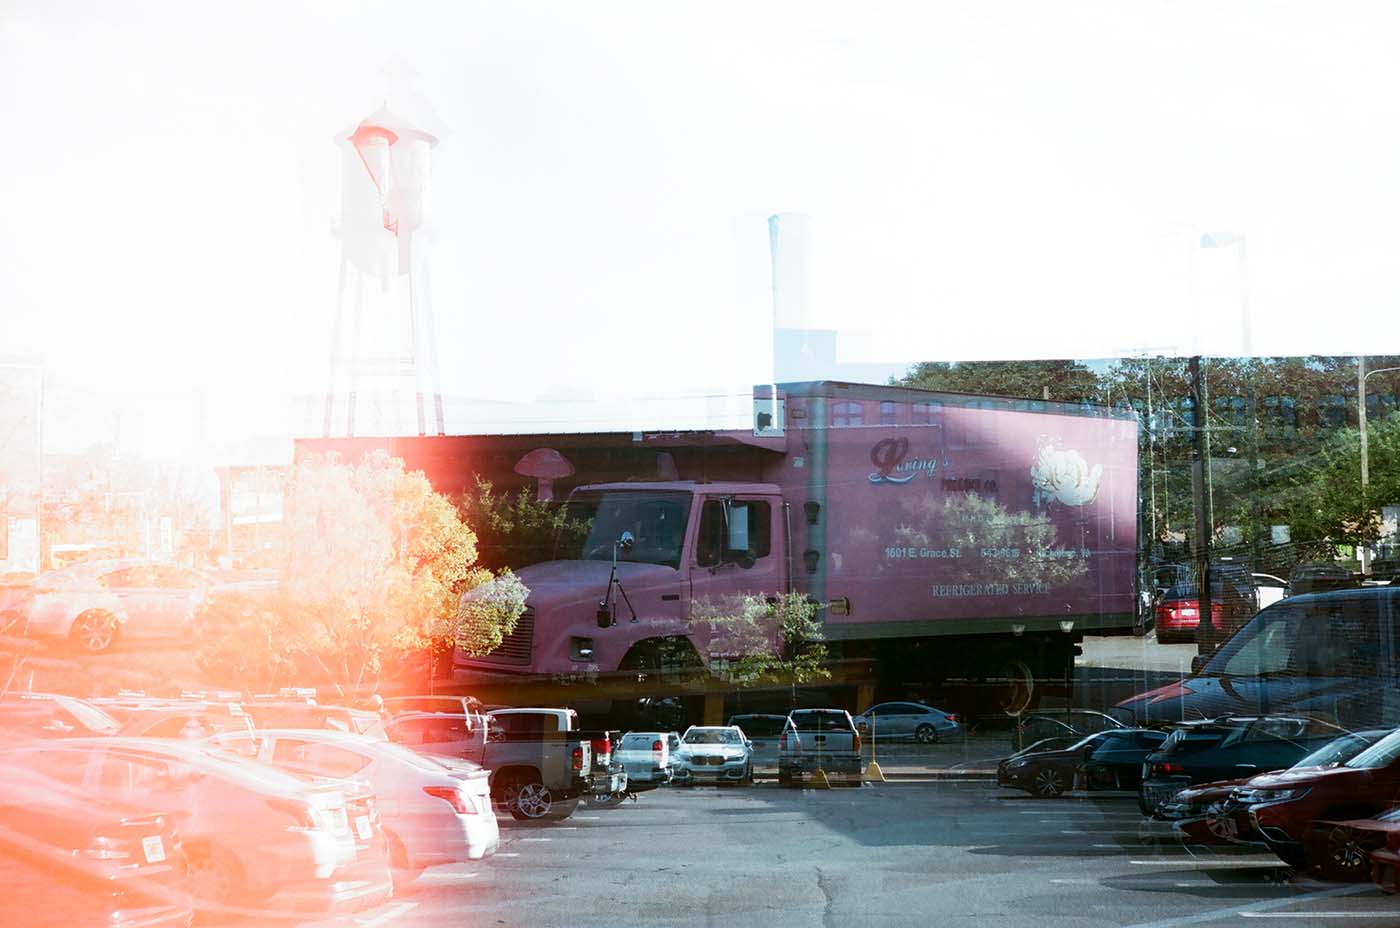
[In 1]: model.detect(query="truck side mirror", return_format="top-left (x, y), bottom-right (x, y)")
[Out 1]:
top-left (597, 602), bottom-right (613, 629)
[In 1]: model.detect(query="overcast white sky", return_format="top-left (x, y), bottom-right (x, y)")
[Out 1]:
top-left (5, 1), bottom-right (1400, 454)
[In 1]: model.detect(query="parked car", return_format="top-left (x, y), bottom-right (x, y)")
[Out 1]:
top-left (240, 699), bottom-right (385, 738)
top-left (778, 709), bottom-right (862, 787)
top-left (1371, 812), bottom-right (1400, 892)
top-left (1253, 573), bottom-right (1291, 610)
top-left (381, 695), bottom-right (483, 718)
top-left (384, 708), bottom-right (595, 821)
top-left (1289, 563), bottom-right (1360, 596)
top-left (115, 703), bottom-right (256, 740)
top-left (615, 731), bottom-right (674, 792)
top-left (1153, 728), bottom-right (1389, 845)
top-left (0, 692), bottom-right (121, 738)
top-left (1118, 587), bottom-right (1400, 729)
top-left (1139, 716), bottom-right (1347, 814)
top-left (727, 714), bottom-right (788, 768)
top-left (1242, 727), bottom-right (1400, 875)
top-left (2, 738), bottom-right (391, 918)
top-left (0, 762), bottom-right (193, 928)
top-left (0, 560), bottom-right (210, 653)
top-left (673, 725), bottom-right (754, 786)
top-left (208, 728), bottom-right (497, 884)
top-left (852, 702), bottom-right (961, 744)
top-left (997, 729), bottom-right (1166, 798)
top-left (1012, 710), bottom-right (1126, 749)
top-left (1153, 563), bottom-right (1258, 645)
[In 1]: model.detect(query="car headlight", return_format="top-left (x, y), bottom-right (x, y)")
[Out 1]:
top-left (1234, 787), bottom-right (1309, 805)
top-left (1008, 759), bottom-right (1029, 770)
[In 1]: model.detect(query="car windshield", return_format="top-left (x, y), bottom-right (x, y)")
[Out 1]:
top-left (1344, 730), bottom-right (1400, 770)
top-left (684, 729), bottom-right (740, 745)
top-left (564, 491), bottom-right (692, 569)
top-left (1292, 732), bottom-right (1380, 768)
top-left (1204, 597), bottom-right (1385, 678)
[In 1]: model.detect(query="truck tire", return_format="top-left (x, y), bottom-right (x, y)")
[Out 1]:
top-left (508, 777), bottom-right (566, 822)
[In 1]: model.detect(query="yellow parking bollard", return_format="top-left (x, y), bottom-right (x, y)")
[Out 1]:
top-left (864, 710), bottom-right (885, 782)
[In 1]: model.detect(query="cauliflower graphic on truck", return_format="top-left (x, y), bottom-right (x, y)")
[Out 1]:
top-left (1030, 440), bottom-right (1102, 507)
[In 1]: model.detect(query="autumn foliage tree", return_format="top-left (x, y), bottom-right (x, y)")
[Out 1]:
top-left (196, 452), bottom-right (528, 696)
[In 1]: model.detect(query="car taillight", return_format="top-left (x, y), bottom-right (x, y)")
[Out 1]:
top-left (652, 739), bottom-right (663, 756)
top-left (572, 746), bottom-right (585, 771)
top-left (945, 714), bottom-right (959, 723)
top-left (591, 736), bottom-right (610, 759)
top-left (1151, 762), bottom-right (1185, 777)
top-left (424, 786), bottom-right (475, 815)
top-left (779, 732), bottom-right (787, 750)
top-left (268, 798), bottom-right (321, 831)
top-left (853, 730), bottom-right (861, 752)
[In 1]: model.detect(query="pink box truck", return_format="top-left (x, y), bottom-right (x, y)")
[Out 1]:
top-left (455, 381), bottom-right (1140, 712)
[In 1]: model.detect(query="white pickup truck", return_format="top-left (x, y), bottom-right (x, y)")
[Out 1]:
top-left (777, 709), bottom-right (863, 787)
top-left (615, 731), bottom-right (674, 792)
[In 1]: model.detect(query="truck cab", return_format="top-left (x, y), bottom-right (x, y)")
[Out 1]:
top-left (457, 482), bottom-right (788, 679)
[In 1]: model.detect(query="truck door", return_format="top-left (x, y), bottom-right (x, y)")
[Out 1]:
top-left (686, 496), bottom-right (785, 663)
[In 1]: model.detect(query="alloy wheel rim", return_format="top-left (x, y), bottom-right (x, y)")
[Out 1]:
top-left (1329, 830), bottom-right (1368, 871)
top-left (78, 615), bottom-right (114, 650)
top-left (1036, 769), bottom-right (1062, 795)
top-left (917, 726), bottom-right (935, 743)
top-left (517, 783), bottom-right (552, 818)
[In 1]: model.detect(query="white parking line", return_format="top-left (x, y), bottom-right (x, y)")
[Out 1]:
top-left (1128, 859), bottom-right (1282, 867)
top-left (1119, 884), bottom-right (1371, 928)
top-left (418, 870), bottom-right (479, 882)
top-left (1239, 913), bottom-right (1396, 919)
top-left (574, 815), bottom-right (601, 821)
top-left (355, 902), bottom-right (418, 928)
top-left (520, 837), bottom-right (552, 842)
top-left (497, 852), bottom-right (521, 857)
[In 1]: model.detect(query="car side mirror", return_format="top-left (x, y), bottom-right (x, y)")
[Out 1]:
top-left (1190, 654), bottom-right (1208, 674)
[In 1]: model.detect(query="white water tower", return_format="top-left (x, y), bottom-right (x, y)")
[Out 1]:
top-left (323, 104), bottom-right (445, 437)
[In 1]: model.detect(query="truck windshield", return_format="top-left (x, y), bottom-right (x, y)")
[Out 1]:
top-left (564, 491), bottom-right (692, 569)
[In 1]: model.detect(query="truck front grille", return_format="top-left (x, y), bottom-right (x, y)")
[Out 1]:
top-left (483, 606), bottom-right (533, 665)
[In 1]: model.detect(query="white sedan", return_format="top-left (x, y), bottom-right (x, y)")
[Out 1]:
top-left (209, 728), bottom-right (498, 885)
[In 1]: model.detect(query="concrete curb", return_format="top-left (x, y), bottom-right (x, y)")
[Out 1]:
top-left (754, 769), bottom-right (997, 782)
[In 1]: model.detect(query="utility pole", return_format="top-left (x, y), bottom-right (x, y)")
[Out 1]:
top-left (1359, 355), bottom-right (1370, 576)
top-left (1190, 356), bottom-right (1214, 655)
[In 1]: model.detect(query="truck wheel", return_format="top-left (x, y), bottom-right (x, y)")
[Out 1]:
top-left (510, 779), bottom-right (560, 821)
top-left (915, 724), bottom-right (938, 744)
top-left (998, 658), bottom-right (1037, 717)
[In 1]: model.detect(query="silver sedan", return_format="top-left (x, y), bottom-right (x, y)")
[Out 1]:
top-left (852, 702), bottom-right (963, 743)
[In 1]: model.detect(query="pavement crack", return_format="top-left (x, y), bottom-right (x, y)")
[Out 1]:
top-left (815, 866), bottom-right (836, 928)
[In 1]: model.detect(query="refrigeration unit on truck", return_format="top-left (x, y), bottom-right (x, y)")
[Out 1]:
top-left (456, 381), bottom-right (1140, 711)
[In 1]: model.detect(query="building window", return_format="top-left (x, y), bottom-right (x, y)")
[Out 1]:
top-left (1263, 395), bottom-right (1297, 442)
top-left (911, 400), bottom-right (943, 425)
top-left (831, 401), bottom-right (864, 428)
top-left (1317, 394), bottom-right (1347, 430)
top-left (879, 401), bottom-right (898, 426)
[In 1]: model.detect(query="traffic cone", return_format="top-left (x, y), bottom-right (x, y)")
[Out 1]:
top-left (863, 760), bottom-right (885, 782)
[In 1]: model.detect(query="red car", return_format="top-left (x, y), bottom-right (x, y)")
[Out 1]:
top-left (1152, 729), bottom-right (1388, 846)
top-left (1243, 728), bottom-right (1400, 875)
top-left (0, 763), bottom-right (193, 928)
top-left (1374, 822), bottom-right (1400, 892)
top-left (1299, 805), bottom-right (1400, 884)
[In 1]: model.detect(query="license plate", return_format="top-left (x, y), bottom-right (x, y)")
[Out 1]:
top-left (1144, 784), bottom-right (1182, 810)
top-left (141, 836), bottom-right (166, 863)
top-left (355, 815), bottom-right (372, 840)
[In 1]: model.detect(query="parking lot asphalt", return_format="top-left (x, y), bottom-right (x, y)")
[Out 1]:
top-left (271, 779), bottom-right (1398, 928)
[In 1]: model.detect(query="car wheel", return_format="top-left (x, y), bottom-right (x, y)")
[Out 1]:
top-left (1315, 825), bottom-right (1380, 881)
top-left (185, 843), bottom-right (246, 922)
top-left (69, 610), bottom-right (119, 654)
top-left (510, 779), bottom-right (559, 821)
top-left (1034, 767), bottom-right (1066, 798)
top-left (915, 724), bottom-right (938, 744)
top-left (385, 830), bottom-right (422, 890)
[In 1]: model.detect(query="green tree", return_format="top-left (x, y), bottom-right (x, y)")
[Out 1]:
top-left (195, 452), bottom-right (529, 697)
top-left (691, 592), bottom-right (830, 697)
top-left (894, 359), bottom-right (1104, 403)
top-left (456, 476), bottom-right (589, 570)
